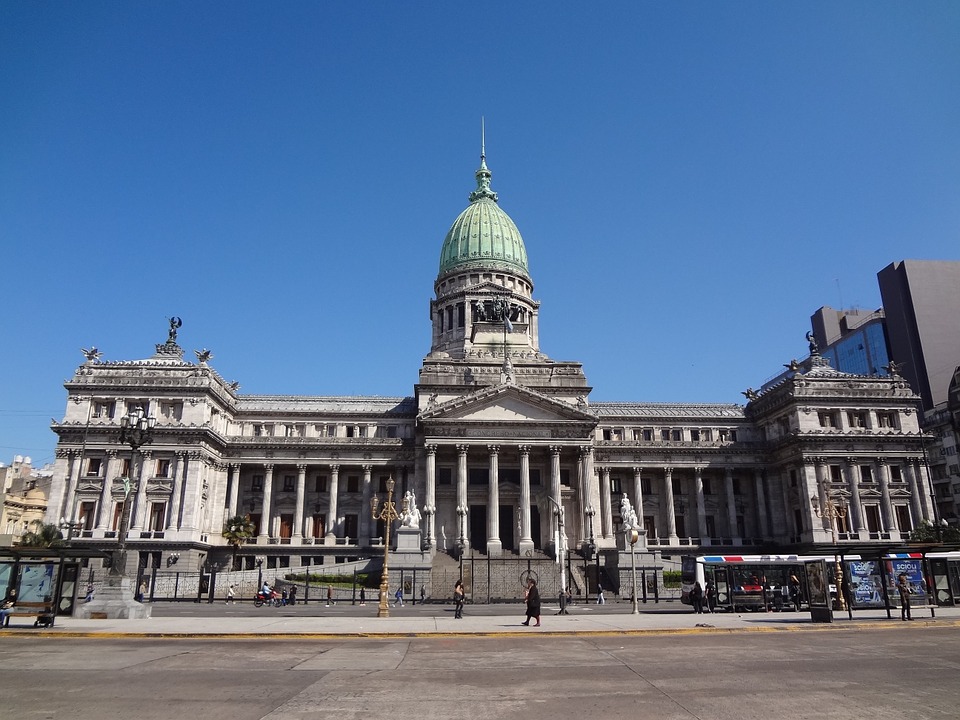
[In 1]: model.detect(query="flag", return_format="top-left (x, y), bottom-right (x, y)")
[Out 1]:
top-left (505, 315), bottom-right (513, 333)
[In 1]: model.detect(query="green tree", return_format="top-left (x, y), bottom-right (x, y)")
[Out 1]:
top-left (18, 520), bottom-right (65, 548)
top-left (222, 515), bottom-right (256, 570)
top-left (910, 520), bottom-right (960, 544)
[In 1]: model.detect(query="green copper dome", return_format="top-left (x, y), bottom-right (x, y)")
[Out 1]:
top-left (437, 155), bottom-right (530, 281)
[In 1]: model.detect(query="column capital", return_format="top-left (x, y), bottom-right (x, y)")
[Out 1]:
top-left (329, 464), bottom-right (340, 474)
top-left (296, 463), bottom-right (307, 472)
top-left (579, 445), bottom-right (593, 458)
top-left (664, 466), bottom-right (673, 475)
top-left (108, 448), bottom-right (120, 458)
top-left (548, 445), bottom-right (562, 456)
top-left (425, 443), bottom-right (438, 454)
top-left (230, 462), bottom-right (242, 470)
top-left (487, 444), bottom-right (500, 455)
top-left (518, 445), bottom-right (531, 456)
top-left (456, 444), bottom-right (469, 456)
top-left (632, 466), bottom-right (643, 476)
top-left (362, 464), bottom-right (373, 473)
top-left (263, 463), bottom-right (274, 472)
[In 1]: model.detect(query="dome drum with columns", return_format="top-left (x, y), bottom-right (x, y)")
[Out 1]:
top-left (44, 145), bottom-right (936, 595)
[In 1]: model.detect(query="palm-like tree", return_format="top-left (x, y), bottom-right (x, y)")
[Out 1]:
top-left (18, 520), bottom-right (65, 548)
top-left (222, 515), bottom-right (256, 570)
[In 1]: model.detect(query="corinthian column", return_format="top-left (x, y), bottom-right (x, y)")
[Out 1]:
top-left (424, 444), bottom-right (437, 548)
top-left (519, 445), bottom-right (533, 554)
top-left (324, 464), bottom-right (339, 544)
top-left (293, 464), bottom-right (306, 540)
top-left (487, 445), bottom-right (501, 555)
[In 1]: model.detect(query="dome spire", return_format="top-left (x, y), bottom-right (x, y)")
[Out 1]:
top-left (470, 117), bottom-right (498, 203)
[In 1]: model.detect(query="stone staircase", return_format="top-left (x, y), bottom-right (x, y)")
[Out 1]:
top-left (430, 549), bottom-right (571, 603)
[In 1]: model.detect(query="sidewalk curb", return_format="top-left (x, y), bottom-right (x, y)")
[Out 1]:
top-left (4, 617), bottom-right (958, 640)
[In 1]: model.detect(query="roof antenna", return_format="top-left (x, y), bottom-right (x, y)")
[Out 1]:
top-left (481, 116), bottom-right (486, 162)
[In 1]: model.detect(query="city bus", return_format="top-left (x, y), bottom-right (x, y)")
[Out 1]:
top-left (681, 554), bottom-right (857, 612)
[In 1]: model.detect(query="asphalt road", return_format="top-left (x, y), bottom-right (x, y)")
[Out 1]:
top-left (4, 626), bottom-right (957, 720)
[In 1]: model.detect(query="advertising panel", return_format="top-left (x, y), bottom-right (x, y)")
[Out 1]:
top-left (846, 560), bottom-right (885, 608)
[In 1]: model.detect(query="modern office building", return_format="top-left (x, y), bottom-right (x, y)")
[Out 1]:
top-left (878, 260), bottom-right (960, 411)
top-left (810, 306), bottom-right (890, 377)
top-left (43, 154), bottom-right (939, 590)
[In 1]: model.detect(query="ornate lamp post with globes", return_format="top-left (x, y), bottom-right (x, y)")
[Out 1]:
top-left (371, 477), bottom-right (405, 618)
top-left (75, 404), bottom-right (155, 620)
top-left (811, 493), bottom-right (848, 613)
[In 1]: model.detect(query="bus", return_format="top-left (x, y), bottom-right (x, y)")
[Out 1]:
top-left (681, 554), bottom-right (855, 612)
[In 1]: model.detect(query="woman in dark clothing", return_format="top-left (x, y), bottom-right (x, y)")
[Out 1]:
top-left (454, 579), bottom-right (465, 619)
top-left (522, 578), bottom-right (540, 627)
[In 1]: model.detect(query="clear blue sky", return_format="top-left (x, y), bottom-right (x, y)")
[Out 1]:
top-left (2, 2), bottom-right (958, 468)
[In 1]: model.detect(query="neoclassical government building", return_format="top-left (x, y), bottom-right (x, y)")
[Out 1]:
top-left (46, 152), bottom-right (935, 578)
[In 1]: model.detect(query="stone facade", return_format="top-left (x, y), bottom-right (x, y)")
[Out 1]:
top-left (44, 156), bottom-right (937, 577)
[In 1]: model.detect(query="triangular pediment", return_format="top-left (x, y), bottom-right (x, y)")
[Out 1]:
top-left (419, 383), bottom-right (596, 424)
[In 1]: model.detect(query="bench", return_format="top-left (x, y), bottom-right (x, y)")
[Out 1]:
top-left (1, 601), bottom-right (56, 628)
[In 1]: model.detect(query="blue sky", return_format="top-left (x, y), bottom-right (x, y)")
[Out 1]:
top-left (2, 2), bottom-right (958, 467)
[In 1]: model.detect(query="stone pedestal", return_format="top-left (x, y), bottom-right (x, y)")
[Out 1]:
top-left (73, 576), bottom-right (152, 620)
top-left (616, 529), bottom-right (648, 552)
top-left (519, 538), bottom-right (535, 556)
top-left (395, 526), bottom-right (421, 551)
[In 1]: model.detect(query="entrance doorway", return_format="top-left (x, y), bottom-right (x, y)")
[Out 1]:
top-left (499, 504), bottom-right (515, 551)
top-left (469, 506), bottom-right (487, 551)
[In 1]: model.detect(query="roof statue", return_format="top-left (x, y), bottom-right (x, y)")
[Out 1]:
top-left (784, 359), bottom-right (801, 372)
top-left (885, 360), bottom-right (904, 378)
top-left (81, 347), bottom-right (102, 362)
top-left (195, 349), bottom-right (213, 364)
top-left (168, 316), bottom-right (183, 343)
top-left (743, 388), bottom-right (759, 401)
top-left (806, 330), bottom-right (819, 356)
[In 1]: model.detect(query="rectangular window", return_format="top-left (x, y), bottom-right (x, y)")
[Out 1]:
top-left (610, 476), bottom-right (622, 494)
top-left (159, 402), bottom-right (183, 421)
top-left (86, 458), bottom-right (103, 477)
top-left (705, 516), bottom-right (716, 538)
top-left (560, 469), bottom-right (571, 486)
top-left (602, 429), bottom-right (611, 441)
top-left (252, 475), bottom-right (264, 492)
top-left (829, 465), bottom-right (843, 482)
top-left (671, 429), bottom-right (682, 441)
top-left (282, 475), bottom-right (295, 492)
top-left (889, 465), bottom-right (902, 482)
top-left (469, 468), bottom-right (489, 485)
top-left (864, 505), bottom-right (881, 532)
top-left (155, 459), bottom-right (171, 478)
top-left (719, 429), bottom-right (730, 442)
top-left (92, 401), bottom-right (115, 419)
top-left (895, 505), bottom-right (912, 533)
top-left (732, 478), bottom-right (742, 495)
top-left (661, 429), bottom-right (671, 441)
top-left (346, 426), bottom-right (355, 438)
top-left (347, 476), bottom-right (360, 493)
top-left (702, 478), bottom-right (712, 495)
top-left (790, 469), bottom-right (798, 488)
top-left (343, 514), bottom-right (359, 539)
top-left (848, 411), bottom-right (867, 428)
top-left (690, 429), bottom-right (701, 442)
top-left (701, 428), bottom-right (712, 441)
top-left (642, 429), bottom-right (653, 442)
top-left (860, 465), bottom-right (874, 483)
top-left (641, 478), bottom-right (652, 495)
top-left (386, 425), bottom-right (397, 438)
top-left (78, 501), bottom-right (96, 531)
top-left (530, 468), bottom-right (541, 485)
top-left (149, 503), bottom-right (166, 531)
top-left (457, 303), bottom-right (465, 328)
top-left (672, 478), bottom-right (682, 494)
top-left (438, 467), bottom-right (452, 486)
top-left (314, 475), bottom-right (327, 493)
top-left (818, 412), bottom-right (837, 428)
top-left (877, 412), bottom-right (898, 429)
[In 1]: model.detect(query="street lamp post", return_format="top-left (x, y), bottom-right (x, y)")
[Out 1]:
top-left (584, 505), bottom-right (596, 601)
top-left (371, 477), bottom-right (404, 618)
top-left (112, 406), bottom-right (156, 579)
top-left (811, 493), bottom-right (848, 613)
top-left (546, 496), bottom-right (567, 611)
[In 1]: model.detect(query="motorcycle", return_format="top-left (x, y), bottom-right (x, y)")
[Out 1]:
top-left (253, 590), bottom-right (282, 607)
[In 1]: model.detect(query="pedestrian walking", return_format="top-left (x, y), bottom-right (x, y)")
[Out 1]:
top-left (281, 588), bottom-right (288, 606)
top-left (522, 578), bottom-right (540, 627)
top-left (420, 584), bottom-right (426, 605)
top-left (326, 585), bottom-right (335, 607)
top-left (705, 578), bottom-right (716, 613)
top-left (454, 579), bottom-right (465, 619)
top-left (897, 573), bottom-right (912, 621)
top-left (226, 584), bottom-right (236, 604)
top-left (287, 585), bottom-right (297, 606)
top-left (788, 573), bottom-right (802, 612)
top-left (359, 587), bottom-right (366, 606)
top-left (596, 581), bottom-right (605, 605)
top-left (136, 581), bottom-right (147, 603)
top-left (394, 586), bottom-right (404, 607)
